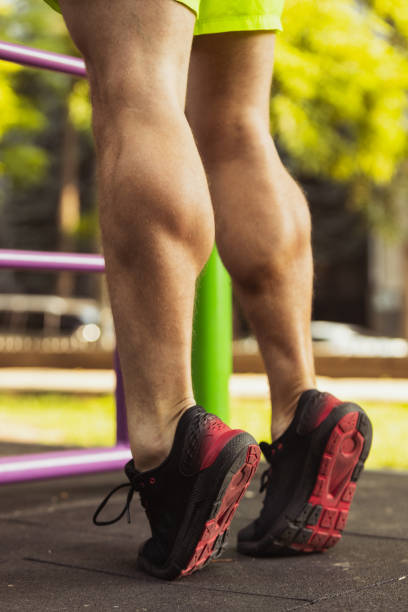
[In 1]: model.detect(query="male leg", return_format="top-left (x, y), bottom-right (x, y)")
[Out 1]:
top-left (187, 31), bottom-right (314, 441)
top-left (187, 31), bottom-right (372, 556)
top-left (58, 0), bottom-right (260, 578)
top-left (59, 0), bottom-right (209, 469)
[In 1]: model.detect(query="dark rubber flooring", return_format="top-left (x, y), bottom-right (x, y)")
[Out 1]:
top-left (1, 443), bottom-right (407, 611)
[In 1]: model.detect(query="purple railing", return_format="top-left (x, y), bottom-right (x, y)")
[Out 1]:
top-left (0, 41), bottom-right (131, 485)
top-left (0, 40), bottom-right (86, 77)
top-left (0, 250), bottom-right (104, 273)
top-left (0, 447), bottom-right (131, 485)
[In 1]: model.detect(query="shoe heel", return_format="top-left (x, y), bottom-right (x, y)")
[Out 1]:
top-left (292, 410), bottom-right (371, 552)
top-left (277, 410), bottom-right (372, 554)
top-left (181, 444), bottom-right (260, 576)
top-left (310, 411), bottom-right (365, 506)
top-left (351, 412), bottom-right (373, 481)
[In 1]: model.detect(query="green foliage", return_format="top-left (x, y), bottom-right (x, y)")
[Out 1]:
top-left (0, 393), bottom-right (116, 447)
top-left (368, 0), bottom-right (408, 41)
top-left (0, 1), bottom-right (69, 190)
top-left (68, 80), bottom-right (91, 132)
top-left (76, 208), bottom-right (100, 242)
top-left (0, 0), bottom-right (407, 231)
top-left (0, 64), bottom-right (44, 138)
top-left (273, 0), bottom-right (408, 188)
top-left (1, 392), bottom-right (407, 470)
top-left (1, 143), bottom-right (48, 187)
top-left (230, 397), bottom-right (408, 470)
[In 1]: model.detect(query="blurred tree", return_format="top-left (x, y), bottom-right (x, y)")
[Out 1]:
top-left (0, 0), bottom-right (96, 296)
top-left (273, 0), bottom-right (408, 231)
top-left (1, 0), bottom-right (407, 229)
top-left (0, 0), bottom-right (407, 302)
top-left (0, 0), bottom-right (73, 192)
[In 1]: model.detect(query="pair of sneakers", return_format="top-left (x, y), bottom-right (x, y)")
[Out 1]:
top-left (93, 389), bottom-right (372, 580)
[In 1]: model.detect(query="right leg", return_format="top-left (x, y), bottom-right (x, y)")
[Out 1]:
top-left (58, 0), bottom-right (215, 470)
top-left (187, 32), bottom-right (315, 441)
top-left (59, 0), bottom-right (261, 580)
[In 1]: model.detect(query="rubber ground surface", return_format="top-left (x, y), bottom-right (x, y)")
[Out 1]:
top-left (1, 442), bottom-right (407, 611)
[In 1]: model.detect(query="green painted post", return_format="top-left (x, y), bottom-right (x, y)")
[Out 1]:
top-left (192, 247), bottom-right (232, 423)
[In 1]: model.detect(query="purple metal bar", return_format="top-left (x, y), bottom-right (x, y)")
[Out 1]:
top-left (0, 445), bottom-right (132, 484)
top-left (114, 351), bottom-right (129, 445)
top-left (0, 41), bottom-right (132, 484)
top-left (0, 249), bottom-right (104, 273)
top-left (0, 41), bottom-right (86, 78)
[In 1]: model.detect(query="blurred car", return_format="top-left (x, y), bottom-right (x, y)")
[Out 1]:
top-left (234, 320), bottom-right (408, 359)
top-left (0, 294), bottom-right (106, 353)
top-left (311, 321), bottom-right (408, 358)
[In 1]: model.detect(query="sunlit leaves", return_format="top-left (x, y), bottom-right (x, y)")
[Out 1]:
top-left (1, 143), bottom-right (48, 186)
top-left (68, 80), bottom-right (91, 131)
top-left (272, 0), bottom-right (408, 186)
top-left (1, 0), bottom-right (408, 226)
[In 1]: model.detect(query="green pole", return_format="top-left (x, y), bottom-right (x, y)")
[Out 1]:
top-left (192, 247), bottom-right (232, 423)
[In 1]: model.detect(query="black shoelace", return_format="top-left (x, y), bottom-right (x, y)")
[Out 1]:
top-left (93, 482), bottom-right (136, 526)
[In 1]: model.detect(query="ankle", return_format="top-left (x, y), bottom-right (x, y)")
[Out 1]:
top-left (129, 398), bottom-right (194, 472)
top-left (132, 444), bottom-right (171, 472)
top-left (271, 386), bottom-right (311, 441)
top-left (271, 415), bottom-right (295, 442)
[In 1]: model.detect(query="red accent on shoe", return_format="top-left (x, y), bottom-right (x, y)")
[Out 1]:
top-left (291, 411), bottom-right (363, 553)
top-left (314, 393), bottom-right (343, 429)
top-left (200, 418), bottom-right (245, 470)
top-left (181, 445), bottom-right (260, 576)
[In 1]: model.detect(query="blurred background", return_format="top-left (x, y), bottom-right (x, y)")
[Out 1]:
top-left (0, 0), bottom-right (408, 470)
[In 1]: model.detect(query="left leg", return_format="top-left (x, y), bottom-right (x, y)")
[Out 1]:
top-left (187, 30), bottom-right (373, 557)
top-left (187, 31), bottom-right (315, 440)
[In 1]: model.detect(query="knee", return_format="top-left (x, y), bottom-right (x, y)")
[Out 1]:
top-left (89, 71), bottom-right (175, 152)
top-left (189, 107), bottom-right (269, 165)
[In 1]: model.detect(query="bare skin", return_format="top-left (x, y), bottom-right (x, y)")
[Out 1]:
top-left (58, 0), bottom-right (316, 470)
top-left (186, 32), bottom-right (316, 439)
top-left (59, 0), bottom-right (214, 470)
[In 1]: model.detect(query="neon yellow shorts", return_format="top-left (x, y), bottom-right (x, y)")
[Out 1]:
top-left (43, 0), bottom-right (285, 35)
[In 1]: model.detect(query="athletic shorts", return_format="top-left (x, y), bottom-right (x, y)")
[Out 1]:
top-left (43, 0), bottom-right (285, 35)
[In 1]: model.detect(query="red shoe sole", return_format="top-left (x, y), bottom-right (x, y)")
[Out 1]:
top-left (290, 411), bottom-right (367, 553)
top-left (181, 444), bottom-right (260, 576)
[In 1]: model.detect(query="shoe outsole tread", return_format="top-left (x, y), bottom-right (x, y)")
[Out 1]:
top-left (181, 444), bottom-right (260, 576)
top-left (138, 437), bottom-right (261, 579)
top-left (267, 410), bottom-right (372, 555)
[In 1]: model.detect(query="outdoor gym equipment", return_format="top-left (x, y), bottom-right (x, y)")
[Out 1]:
top-left (0, 41), bottom-right (232, 485)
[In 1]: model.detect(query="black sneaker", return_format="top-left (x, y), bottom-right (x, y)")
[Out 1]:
top-left (237, 389), bottom-right (372, 556)
top-left (93, 405), bottom-right (260, 579)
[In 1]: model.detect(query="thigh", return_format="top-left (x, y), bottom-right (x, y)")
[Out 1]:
top-left (58, 0), bottom-right (196, 107)
top-left (186, 31), bottom-right (276, 128)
